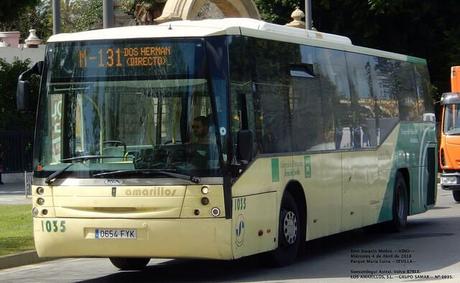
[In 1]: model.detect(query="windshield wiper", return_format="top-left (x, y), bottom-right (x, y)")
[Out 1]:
top-left (45, 163), bottom-right (74, 184)
top-left (92, 169), bottom-right (201, 184)
top-left (45, 155), bottom-right (121, 184)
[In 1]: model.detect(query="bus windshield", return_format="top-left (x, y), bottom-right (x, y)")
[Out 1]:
top-left (34, 39), bottom-right (222, 179)
top-left (444, 104), bottom-right (460, 135)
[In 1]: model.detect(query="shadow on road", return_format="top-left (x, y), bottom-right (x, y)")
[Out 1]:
top-left (77, 215), bottom-right (459, 283)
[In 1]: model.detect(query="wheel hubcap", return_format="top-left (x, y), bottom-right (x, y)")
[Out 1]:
top-left (283, 211), bottom-right (298, 245)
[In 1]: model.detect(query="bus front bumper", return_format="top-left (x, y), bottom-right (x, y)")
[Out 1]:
top-left (440, 173), bottom-right (460, 190)
top-left (34, 217), bottom-right (233, 260)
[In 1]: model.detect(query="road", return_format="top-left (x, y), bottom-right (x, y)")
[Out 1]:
top-left (1, 188), bottom-right (459, 283)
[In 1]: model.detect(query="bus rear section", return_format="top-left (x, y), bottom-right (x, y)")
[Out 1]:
top-left (440, 66), bottom-right (460, 201)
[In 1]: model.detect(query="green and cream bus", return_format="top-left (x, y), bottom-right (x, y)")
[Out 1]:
top-left (17, 18), bottom-right (437, 269)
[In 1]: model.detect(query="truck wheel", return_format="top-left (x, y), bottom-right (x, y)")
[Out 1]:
top-left (453, 191), bottom-right (460, 202)
top-left (389, 172), bottom-right (408, 232)
top-left (267, 191), bottom-right (301, 266)
top-left (109, 257), bottom-right (150, 270)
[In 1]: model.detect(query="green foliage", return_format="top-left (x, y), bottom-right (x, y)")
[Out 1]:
top-left (0, 205), bottom-right (34, 256)
top-left (14, 0), bottom-right (104, 41)
top-left (255, 0), bottom-right (299, 25)
top-left (0, 58), bottom-right (37, 131)
top-left (70, 0), bottom-right (103, 32)
top-left (42, 0), bottom-right (104, 34)
top-left (0, 0), bottom-right (39, 30)
top-left (16, 1), bottom-right (53, 41)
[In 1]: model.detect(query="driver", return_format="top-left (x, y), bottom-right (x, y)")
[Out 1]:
top-left (191, 116), bottom-right (210, 144)
top-left (189, 116), bottom-right (211, 169)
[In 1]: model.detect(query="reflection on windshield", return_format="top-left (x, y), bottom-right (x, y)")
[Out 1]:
top-left (444, 104), bottom-right (460, 135)
top-left (36, 79), bottom-right (220, 177)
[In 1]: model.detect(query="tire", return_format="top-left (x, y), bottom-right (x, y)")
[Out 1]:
top-left (389, 172), bottom-right (408, 232)
top-left (109, 257), bottom-right (150, 270)
top-left (453, 191), bottom-right (460, 202)
top-left (267, 191), bottom-right (302, 267)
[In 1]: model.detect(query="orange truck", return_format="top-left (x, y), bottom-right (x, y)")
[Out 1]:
top-left (440, 66), bottom-right (460, 201)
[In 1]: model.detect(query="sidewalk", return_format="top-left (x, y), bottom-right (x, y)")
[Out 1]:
top-left (0, 173), bottom-right (31, 205)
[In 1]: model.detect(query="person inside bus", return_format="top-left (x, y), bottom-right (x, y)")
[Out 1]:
top-left (188, 115), bottom-right (220, 170)
top-left (191, 116), bottom-right (210, 144)
top-left (187, 116), bottom-right (211, 169)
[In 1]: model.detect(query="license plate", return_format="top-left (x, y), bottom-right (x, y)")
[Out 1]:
top-left (95, 229), bottom-right (137, 239)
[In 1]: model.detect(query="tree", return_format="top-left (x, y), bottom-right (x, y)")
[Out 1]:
top-left (254, 0), bottom-right (299, 24)
top-left (16, 1), bottom-right (53, 41)
top-left (0, 0), bottom-right (39, 30)
top-left (11, 0), bottom-right (105, 42)
top-left (64, 0), bottom-right (103, 32)
top-left (0, 58), bottom-right (38, 131)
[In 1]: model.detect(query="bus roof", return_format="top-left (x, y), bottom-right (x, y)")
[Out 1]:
top-left (47, 18), bottom-right (426, 64)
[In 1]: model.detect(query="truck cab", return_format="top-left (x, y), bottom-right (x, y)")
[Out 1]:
top-left (440, 66), bottom-right (460, 201)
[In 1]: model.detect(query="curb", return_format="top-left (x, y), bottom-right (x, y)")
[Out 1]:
top-left (0, 251), bottom-right (54, 270)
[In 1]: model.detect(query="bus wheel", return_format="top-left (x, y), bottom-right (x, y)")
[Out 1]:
top-left (389, 172), bottom-right (408, 232)
top-left (453, 191), bottom-right (460, 202)
top-left (109, 257), bottom-right (150, 270)
top-left (267, 191), bottom-right (301, 266)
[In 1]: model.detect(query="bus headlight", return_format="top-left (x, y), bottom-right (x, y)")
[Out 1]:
top-left (36, 187), bottom-right (45, 195)
top-left (201, 186), bottom-right (209, 194)
top-left (32, 207), bottom-right (39, 217)
top-left (201, 197), bottom-right (209, 205)
top-left (37, 198), bottom-right (45, 206)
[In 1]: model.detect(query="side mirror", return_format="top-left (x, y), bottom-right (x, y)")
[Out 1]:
top-left (16, 61), bottom-right (44, 111)
top-left (16, 80), bottom-right (31, 111)
top-left (237, 130), bottom-right (254, 164)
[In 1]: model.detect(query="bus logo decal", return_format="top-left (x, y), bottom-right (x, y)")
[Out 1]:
top-left (235, 214), bottom-right (245, 247)
top-left (125, 188), bottom-right (177, 197)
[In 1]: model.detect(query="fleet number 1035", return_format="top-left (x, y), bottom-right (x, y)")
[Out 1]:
top-left (41, 220), bottom-right (66, 233)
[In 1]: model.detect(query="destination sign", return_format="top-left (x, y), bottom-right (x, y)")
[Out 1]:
top-left (77, 46), bottom-right (172, 69)
top-left (49, 40), bottom-right (205, 80)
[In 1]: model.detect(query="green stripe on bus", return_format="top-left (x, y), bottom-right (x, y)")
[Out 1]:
top-left (271, 158), bottom-right (280, 182)
top-left (304, 156), bottom-right (311, 178)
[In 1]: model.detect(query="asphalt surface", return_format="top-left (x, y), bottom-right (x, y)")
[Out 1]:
top-left (0, 173), bottom-right (31, 205)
